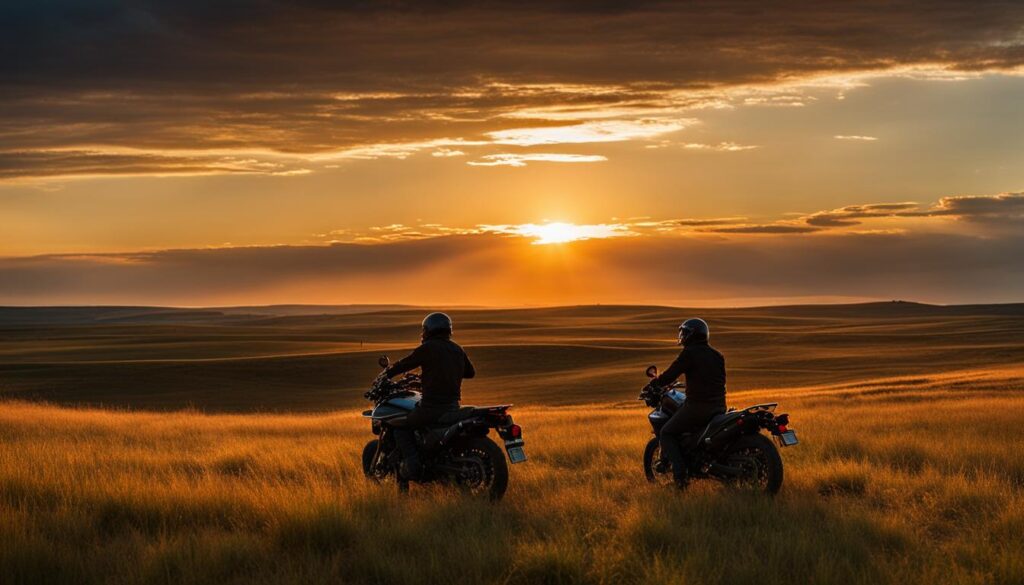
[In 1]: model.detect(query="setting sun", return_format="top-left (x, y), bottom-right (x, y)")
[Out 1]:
top-left (510, 222), bottom-right (629, 245)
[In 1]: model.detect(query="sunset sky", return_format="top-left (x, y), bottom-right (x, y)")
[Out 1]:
top-left (2, 1), bottom-right (1023, 306)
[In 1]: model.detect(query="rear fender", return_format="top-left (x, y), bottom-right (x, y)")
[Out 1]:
top-left (479, 406), bottom-right (514, 429)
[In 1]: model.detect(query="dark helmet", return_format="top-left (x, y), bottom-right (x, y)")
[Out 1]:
top-left (677, 318), bottom-right (709, 345)
top-left (421, 312), bottom-right (453, 339)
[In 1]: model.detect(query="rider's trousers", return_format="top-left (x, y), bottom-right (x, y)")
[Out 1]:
top-left (660, 400), bottom-right (726, 481)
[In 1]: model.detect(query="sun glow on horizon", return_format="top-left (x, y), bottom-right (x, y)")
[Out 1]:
top-left (508, 221), bottom-right (631, 245)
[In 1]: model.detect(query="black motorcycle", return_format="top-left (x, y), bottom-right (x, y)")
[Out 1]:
top-left (361, 356), bottom-right (526, 501)
top-left (639, 365), bottom-right (798, 494)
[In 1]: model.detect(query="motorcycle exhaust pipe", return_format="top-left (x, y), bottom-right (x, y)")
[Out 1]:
top-left (438, 417), bottom-right (486, 446)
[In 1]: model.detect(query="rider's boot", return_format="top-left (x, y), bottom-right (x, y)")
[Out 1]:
top-left (673, 450), bottom-right (691, 489)
top-left (660, 431), bottom-right (689, 489)
top-left (399, 457), bottom-right (422, 481)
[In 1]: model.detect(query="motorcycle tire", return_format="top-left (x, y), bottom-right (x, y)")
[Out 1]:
top-left (448, 436), bottom-right (509, 501)
top-left (362, 439), bottom-right (383, 482)
top-left (643, 437), bottom-right (674, 486)
top-left (723, 433), bottom-right (784, 495)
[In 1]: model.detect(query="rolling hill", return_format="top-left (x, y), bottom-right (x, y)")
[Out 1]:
top-left (1, 302), bottom-right (1023, 411)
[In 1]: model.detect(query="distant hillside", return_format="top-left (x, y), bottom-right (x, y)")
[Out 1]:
top-left (1, 302), bottom-right (1023, 411)
top-left (0, 304), bottom-right (425, 326)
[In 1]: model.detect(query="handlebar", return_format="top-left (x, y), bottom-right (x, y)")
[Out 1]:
top-left (637, 380), bottom-right (685, 406)
top-left (364, 372), bottom-right (421, 402)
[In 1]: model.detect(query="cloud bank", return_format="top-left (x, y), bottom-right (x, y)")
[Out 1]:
top-left (3, 192), bottom-right (1022, 306)
top-left (2, 0), bottom-right (1023, 179)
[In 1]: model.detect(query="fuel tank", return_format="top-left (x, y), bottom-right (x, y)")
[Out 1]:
top-left (660, 389), bottom-right (686, 415)
top-left (649, 390), bottom-right (686, 431)
top-left (370, 391), bottom-right (422, 420)
top-left (648, 409), bottom-right (669, 432)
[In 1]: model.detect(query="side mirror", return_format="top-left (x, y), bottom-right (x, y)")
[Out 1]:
top-left (378, 355), bottom-right (390, 369)
top-left (645, 365), bottom-right (658, 379)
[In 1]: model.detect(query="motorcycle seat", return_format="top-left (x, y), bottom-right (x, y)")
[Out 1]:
top-left (435, 407), bottom-right (479, 424)
top-left (699, 411), bottom-right (742, 440)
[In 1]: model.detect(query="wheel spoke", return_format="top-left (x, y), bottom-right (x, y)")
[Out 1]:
top-left (728, 447), bottom-right (770, 488)
top-left (450, 447), bottom-right (494, 493)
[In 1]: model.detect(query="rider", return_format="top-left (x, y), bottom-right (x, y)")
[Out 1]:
top-left (381, 312), bottom-right (475, 480)
top-left (648, 318), bottom-right (726, 487)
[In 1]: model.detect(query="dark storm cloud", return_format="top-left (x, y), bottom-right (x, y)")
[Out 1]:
top-left (2, 0), bottom-right (1023, 178)
top-left (6, 1), bottom-right (1023, 90)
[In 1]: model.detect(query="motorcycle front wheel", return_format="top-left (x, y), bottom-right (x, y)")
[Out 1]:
top-left (362, 439), bottom-right (385, 482)
top-left (643, 437), bottom-right (674, 486)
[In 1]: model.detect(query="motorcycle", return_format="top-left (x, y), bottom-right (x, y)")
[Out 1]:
top-left (639, 364), bottom-right (798, 494)
top-left (361, 356), bottom-right (527, 501)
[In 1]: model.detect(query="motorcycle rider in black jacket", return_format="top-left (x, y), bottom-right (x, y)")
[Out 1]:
top-left (648, 318), bottom-right (727, 487)
top-left (380, 312), bottom-right (475, 479)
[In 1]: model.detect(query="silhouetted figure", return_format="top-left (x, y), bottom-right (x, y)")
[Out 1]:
top-left (649, 318), bottom-right (727, 487)
top-left (381, 312), bottom-right (475, 479)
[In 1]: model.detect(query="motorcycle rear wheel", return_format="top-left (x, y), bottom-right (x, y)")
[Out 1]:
top-left (723, 433), bottom-right (784, 495)
top-left (447, 436), bottom-right (509, 501)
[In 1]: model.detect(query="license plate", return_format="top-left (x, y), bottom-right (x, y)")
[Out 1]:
top-left (506, 443), bottom-right (527, 464)
top-left (779, 429), bottom-right (799, 446)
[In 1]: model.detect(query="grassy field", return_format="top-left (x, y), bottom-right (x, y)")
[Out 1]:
top-left (2, 366), bottom-right (1024, 585)
top-left (1, 303), bottom-right (1022, 584)
top-left (2, 302), bottom-right (1024, 410)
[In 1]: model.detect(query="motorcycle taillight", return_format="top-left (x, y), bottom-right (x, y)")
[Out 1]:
top-left (509, 424), bottom-right (522, 439)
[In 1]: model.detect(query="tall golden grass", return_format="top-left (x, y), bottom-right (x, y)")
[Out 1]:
top-left (2, 368), bottom-right (1023, 584)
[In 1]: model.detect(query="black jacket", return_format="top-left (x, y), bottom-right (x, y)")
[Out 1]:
top-left (654, 340), bottom-right (726, 405)
top-left (385, 335), bottom-right (475, 406)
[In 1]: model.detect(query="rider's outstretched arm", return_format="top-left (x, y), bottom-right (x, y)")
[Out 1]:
top-left (654, 350), bottom-right (688, 387)
top-left (385, 345), bottom-right (425, 378)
